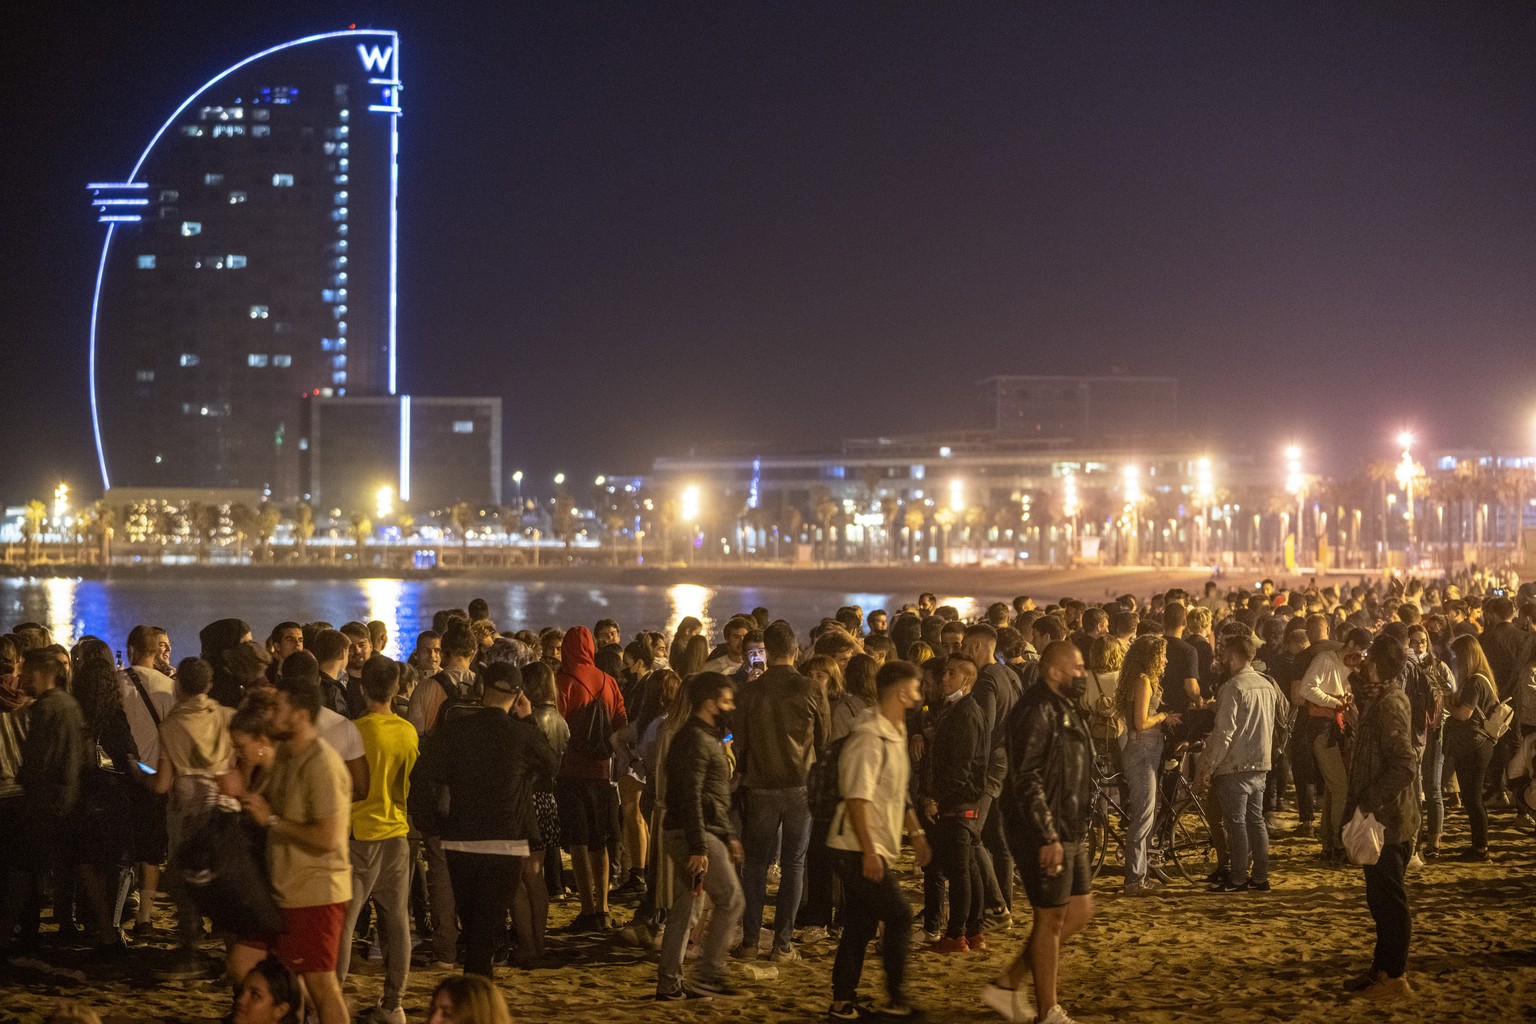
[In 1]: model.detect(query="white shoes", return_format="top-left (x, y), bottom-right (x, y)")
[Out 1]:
top-left (1038, 1005), bottom-right (1079, 1024)
top-left (982, 983), bottom-right (1036, 1023)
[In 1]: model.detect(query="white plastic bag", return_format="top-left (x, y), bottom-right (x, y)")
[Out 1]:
top-left (1342, 808), bottom-right (1385, 866)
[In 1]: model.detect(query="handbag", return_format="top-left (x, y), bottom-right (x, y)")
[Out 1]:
top-left (1476, 700), bottom-right (1514, 746)
top-left (1341, 808), bottom-right (1384, 866)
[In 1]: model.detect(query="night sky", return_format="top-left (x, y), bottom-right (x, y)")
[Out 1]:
top-left (4, 2), bottom-right (1534, 503)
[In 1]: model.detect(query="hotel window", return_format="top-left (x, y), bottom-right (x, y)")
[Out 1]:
top-left (273, 354), bottom-right (292, 368)
top-left (212, 124), bottom-right (246, 138)
top-left (252, 108), bottom-right (270, 122)
top-left (136, 255), bottom-right (156, 269)
top-left (228, 191), bottom-right (247, 204)
top-left (453, 421), bottom-right (475, 434)
top-left (331, 371), bottom-right (348, 385)
top-left (136, 370), bottom-right (155, 382)
top-left (159, 189), bottom-right (179, 202)
top-left (272, 173), bottom-right (294, 187)
top-left (180, 221), bottom-right (202, 236)
top-left (247, 354), bottom-right (269, 367)
top-left (226, 255), bottom-right (247, 269)
top-left (180, 125), bottom-right (204, 137)
top-left (249, 305), bottom-right (269, 319)
top-left (179, 354), bottom-right (199, 367)
top-left (204, 173), bottom-right (224, 186)
top-left (251, 125), bottom-right (270, 137)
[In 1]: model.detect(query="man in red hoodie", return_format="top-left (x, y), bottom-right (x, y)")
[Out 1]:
top-left (556, 625), bottom-right (628, 931)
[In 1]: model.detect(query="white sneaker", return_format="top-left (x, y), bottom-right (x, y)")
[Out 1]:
top-left (1038, 1005), bottom-right (1079, 1024)
top-left (982, 982), bottom-right (1035, 1022)
top-left (375, 1006), bottom-right (407, 1024)
top-left (1407, 852), bottom-right (1425, 872)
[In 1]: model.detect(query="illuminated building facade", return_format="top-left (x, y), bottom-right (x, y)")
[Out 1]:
top-left (87, 30), bottom-right (402, 494)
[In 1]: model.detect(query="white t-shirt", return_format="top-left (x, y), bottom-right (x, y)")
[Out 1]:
top-left (317, 705), bottom-right (365, 761)
top-left (120, 666), bottom-right (177, 764)
top-left (827, 708), bottom-right (910, 864)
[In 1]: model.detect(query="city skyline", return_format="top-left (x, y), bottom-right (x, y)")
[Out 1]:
top-left (4, 4), bottom-right (1535, 502)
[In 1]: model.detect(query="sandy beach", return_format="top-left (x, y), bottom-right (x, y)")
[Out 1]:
top-left (3, 803), bottom-right (1530, 1024)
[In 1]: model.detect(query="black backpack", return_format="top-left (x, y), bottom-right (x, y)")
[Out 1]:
top-left (806, 734), bottom-right (853, 820)
top-left (567, 694), bottom-right (615, 760)
top-left (429, 670), bottom-right (480, 734)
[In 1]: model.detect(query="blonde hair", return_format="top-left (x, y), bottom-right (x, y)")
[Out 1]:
top-left (1115, 634), bottom-right (1167, 725)
top-left (1088, 635), bottom-right (1126, 674)
top-left (802, 654), bottom-right (845, 695)
top-left (1187, 606), bottom-right (1213, 633)
top-left (431, 975), bottom-right (513, 1024)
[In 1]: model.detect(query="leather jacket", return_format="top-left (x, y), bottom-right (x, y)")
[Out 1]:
top-left (1346, 688), bottom-right (1421, 846)
top-left (926, 692), bottom-right (987, 813)
top-left (663, 716), bottom-right (737, 854)
top-left (1003, 681), bottom-right (1092, 846)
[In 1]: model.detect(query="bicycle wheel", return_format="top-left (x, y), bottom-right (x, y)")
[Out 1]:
top-left (1166, 792), bottom-right (1217, 884)
top-left (1087, 803), bottom-right (1109, 879)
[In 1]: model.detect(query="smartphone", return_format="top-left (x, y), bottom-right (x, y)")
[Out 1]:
top-left (136, 761), bottom-right (157, 775)
top-left (748, 650), bottom-right (766, 670)
top-left (722, 732), bottom-right (733, 744)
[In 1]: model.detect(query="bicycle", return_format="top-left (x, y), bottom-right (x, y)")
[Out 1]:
top-left (1087, 742), bottom-right (1217, 884)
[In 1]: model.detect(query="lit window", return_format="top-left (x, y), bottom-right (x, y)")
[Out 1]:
top-left (136, 255), bottom-right (156, 269)
top-left (453, 421), bottom-right (475, 434)
top-left (331, 208), bottom-right (347, 222)
top-left (226, 255), bottom-right (247, 269)
top-left (180, 125), bottom-right (204, 137)
top-left (228, 191), bottom-right (247, 204)
top-left (298, 438), bottom-right (309, 451)
top-left (332, 371), bottom-right (347, 384)
top-left (272, 173), bottom-right (294, 187)
top-left (212, 124), bottom-right (245, 138)
top-left (180, 221), bottom-right (202, 236)
top-left (251, 125), bottom-right (270, 137)
top-left (204, 173), bottom-right (225, 186)
top-left (179, 354), bottom-right (199, 367)
top-left (338, 158), bottom-right (349, 171)
top-left (159, 189), bottom-right (179, 202)
top-left (249, 305), bottom-right (269, 319)
top-left (248, 354), bottom-right (269, 367)
top-left (136, 370), bottom-right (155, 382)
top-left (339, 108), bottom-right (350, 121)
top-left (273, 322), bottom-right (291, 334)
top-left (334, 190), bottom-right (349, 202)
top-left (323, 142), bottom-right (337, 155)
top-left (333, 305), bottom-right (348, 317)
top-left (252, 108), bottom-right (270, 122)
top-left (273, 354), bottom-right (292, 368)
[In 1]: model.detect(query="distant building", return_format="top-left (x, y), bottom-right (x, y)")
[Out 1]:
top-left (300, 395), bottom-right (502, 513)
top-left (980, 375), bottom-right (1179, 442)
top-left (86, 30), bottom-right (403, 495)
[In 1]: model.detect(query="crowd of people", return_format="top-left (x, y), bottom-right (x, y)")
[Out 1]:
top-left (0, 573), bottom-right (1532, 1023)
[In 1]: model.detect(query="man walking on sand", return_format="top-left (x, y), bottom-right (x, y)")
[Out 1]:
top-left (985, 641), bottom-right (1094, 1024)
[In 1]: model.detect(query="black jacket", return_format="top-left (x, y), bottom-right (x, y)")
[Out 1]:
top-left (927, 693), bottom-right (987, 813)
top-left (972, 663), bottom-right (1022, 798)
top-left (663, 717), bottom-right (736, 854)
top-left (408, 707), bottom-right (558, 842)
top-left (1003, 681), bottom-right (1092, 847)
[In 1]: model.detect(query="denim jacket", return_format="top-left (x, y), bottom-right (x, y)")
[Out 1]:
top-left (1203, 667), bottom-right (1283, 777)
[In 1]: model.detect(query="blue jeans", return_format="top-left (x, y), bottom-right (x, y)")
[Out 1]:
top-left (1120, 729), bottom-right (1163, 886)
top-left (741, 786), bottom-right (811, 951)
top-left (1420, 732), bottom-right (1444, 848)
top-left (1214, 771), bottom-right (1268, 886)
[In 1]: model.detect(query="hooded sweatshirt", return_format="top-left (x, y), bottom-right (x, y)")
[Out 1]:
top-left (159, 693), bottom-right (234, 779)
top-left (556, 625), bottom-right (627, 782)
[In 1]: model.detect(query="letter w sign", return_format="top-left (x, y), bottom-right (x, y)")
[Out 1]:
top-left (357, 44), bottom-right (394, 74)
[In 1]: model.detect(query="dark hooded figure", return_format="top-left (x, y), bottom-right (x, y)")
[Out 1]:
top-left (199, 617), bottom-right (252, 708)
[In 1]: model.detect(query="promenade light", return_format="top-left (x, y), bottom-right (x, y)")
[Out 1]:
top-left (681, 485), bottom-right (701, 523)
top-left (375, 485), bottom-right (393, 519)
top-left (53, 483), bottom-right (70, 522)
top-left (553, 472), bottom-right (565, 487)
top-left (949, 478), bottom-right (965, 513)
top-left (1122, 464), bottom-right (1141, 506)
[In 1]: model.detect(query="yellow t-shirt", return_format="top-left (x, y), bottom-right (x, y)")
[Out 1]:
top-left (267, 736), bottom-right (352, 908)
top-left (351, 712), bottom-right (419, 841)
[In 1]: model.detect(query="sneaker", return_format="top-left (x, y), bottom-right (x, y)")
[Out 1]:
top-left (827, 1001), bottom-right (862, 1021)
top-left (691, 976), bottom-right (744, 998)
top-left (983, 906), bottom-right (1014, 931)
top-left (1124, 879), bottom-right (1163, 896)
top-left (1037, 1006), bottom-right (1079, 1024)
top-left (1207, 881), bottom-right (1246, 894)
top-left (130, 921), bottom-right (155, 939)
top-left (1422, 846), bottom-right (1440, 862)
top-left (965, 932), bottom-right (987, 951)
top-left (1406, 852), bottom-right (1424, 871)
top-left (1293, 822), bottom-right (1316, 839)
top-left (800, 925), bottom-right (830, 944)
top-left (926, 936), bottom-right (969, 954)
top-left (427, 961), bottom-right (457, 972)
top-left (655, 986), bottom-right (710, 1001)
top-left (1204, 867), bottom-right (1230, 886)
top-left (769, 944), bottom-right (801, 963)
top-left (1455, 848), bottom-right (1490, 862)
top-left (730, 941), bottom-right (760, 960)
top-left (1343, 969), bottom-right (1384, 992)
top-left (1246, 879), bottom-right (1271, 892)
top-left (1361, 974), bottom-right (1414, 1002)
top-left (920, 929), bottom-right (942, 944)
top-left (375, 1006), bottom-right (408, 1024)
top-left (875, 999), bottom-right (920, 1019)
top-left (981, 982), bottom-right (1036, 1023)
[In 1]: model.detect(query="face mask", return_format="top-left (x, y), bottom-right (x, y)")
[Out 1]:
top-left (1064, 674), bottom-right (1089, 700)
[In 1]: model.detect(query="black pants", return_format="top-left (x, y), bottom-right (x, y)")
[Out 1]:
top-left (979, 793), bottom-right (1013, 911)
top-left (933, 815), bottom-right (983, 939)
top-left (832, 851), bottom-right (911, 1003)
top-left (1450, 741), bottom-right (1494, 850)
top-left (1362, 841), bottom-right (1411, 977)
top-left (799, 813), bottom-right (838, 928)
top-left (444, 850), bottom-right (523, 978)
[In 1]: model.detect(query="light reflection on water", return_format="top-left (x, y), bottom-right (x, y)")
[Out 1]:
top-left (0, 577), bottom-right (910, 652)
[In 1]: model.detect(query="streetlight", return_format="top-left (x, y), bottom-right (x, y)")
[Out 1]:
top-left (1062, 468), bottom-right (1080, 565)
top-left (375, 485), bottom-right (393, 520)
top-left (53, 483), bottom-right (70, 524)
top-left (1285, 444), bottom-right (1305, 567)
top-left (1396, 431), bottom-right (1419, 556)
top-left (1122, 464), bottom-right (1141, 564)
top-left (1194, 456), bottom-right (1214, 564)
top-left (595, 475), bottom-right (606, 487)
top-left (948, 478), bottom-right (965, 513)
top-left (512, 470), bottom-right (523, 507)
top-left (553, 472), bottom-right (565, 487)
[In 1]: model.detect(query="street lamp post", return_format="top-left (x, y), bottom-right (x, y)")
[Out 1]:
top-left (512, 470), bottom-right (523, 508)
top-left (1285, 445), bottom-right (1305, 569)
top-left (1396, 431), bottom-right (1417, 563)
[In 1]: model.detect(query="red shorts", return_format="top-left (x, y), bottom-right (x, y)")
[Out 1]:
top-left (237, 902), bottom-right (347, 974)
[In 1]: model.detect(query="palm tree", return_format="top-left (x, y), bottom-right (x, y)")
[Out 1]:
top-left (294, 502), bottom-right (316, 563)
top-left (448, 501), bottom-right (474, 552)
top-left (186, 502), bottom-right (222, 564)
top-left (812, 486), bottom-right (839, 563)
top-left (903, 505), bottom-right (926, 561)
top-left (348, 513), bottom-right (373, 561)
top-left (255, 504), bottom-right (281, 563)
top-left (228, 503), bottom-right (258, 563)
top-left (22, 500), bottom-right (45, 563)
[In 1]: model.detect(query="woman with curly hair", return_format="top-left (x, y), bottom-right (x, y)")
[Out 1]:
top-left (1114, 635), bottom-right (1179, 895)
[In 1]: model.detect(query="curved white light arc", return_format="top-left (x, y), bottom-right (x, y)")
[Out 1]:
top-left (89, 29), bottom-right (398, 490)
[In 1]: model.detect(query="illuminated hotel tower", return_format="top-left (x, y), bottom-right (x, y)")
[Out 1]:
top-left (87, 30), bottom-right (401, 494)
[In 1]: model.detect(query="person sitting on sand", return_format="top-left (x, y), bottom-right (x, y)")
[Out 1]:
top-left (428, 975), bottom-right (513, 1024)
top-left (233, 957), bottom-right (301, 1024)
